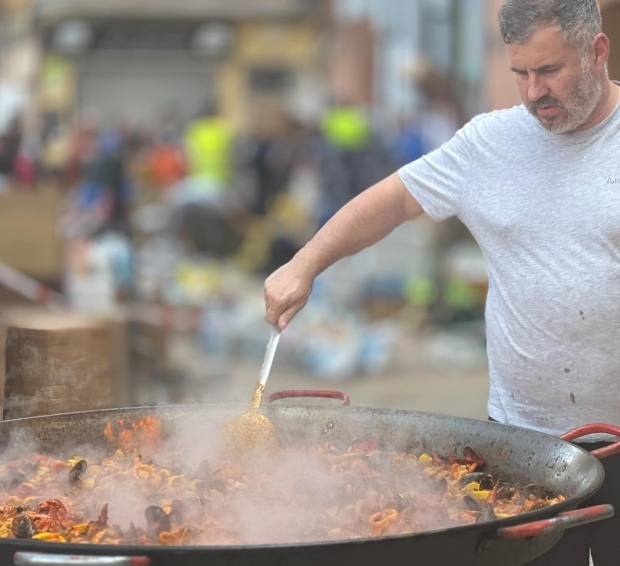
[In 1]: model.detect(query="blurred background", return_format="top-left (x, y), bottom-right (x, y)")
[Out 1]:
top-left (0, 0), bottom-right (619, 421)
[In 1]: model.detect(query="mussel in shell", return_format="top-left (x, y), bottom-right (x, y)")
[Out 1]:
top-left (12, 513), bottom-right (34, 539)
top-left (145, 505), bottom-right (167, 525)
top-left (69, 460), bottom-right (88, 483)
top-left (457, 472), bottom-right (494, 490)
top-left (145, 505), bottom-right (171, 534)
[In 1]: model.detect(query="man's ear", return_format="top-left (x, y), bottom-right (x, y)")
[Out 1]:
top-left (592, 33), bottom-right (611, 70)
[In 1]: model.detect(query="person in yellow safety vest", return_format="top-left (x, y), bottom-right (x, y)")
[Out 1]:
top-left (184, 103), bottom-right (234, 192)
top-left (320, 105), bottom-right (371, 151)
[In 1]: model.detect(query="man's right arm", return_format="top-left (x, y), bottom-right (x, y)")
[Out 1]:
top-left (265, 172), bottom-right (425, 329)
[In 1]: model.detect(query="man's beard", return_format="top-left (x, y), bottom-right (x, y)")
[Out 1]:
top-left (525, 62), bottom-right (603, 134)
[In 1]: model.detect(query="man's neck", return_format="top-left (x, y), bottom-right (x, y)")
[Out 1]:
top-left (576, 79), bottom-right (619, 131)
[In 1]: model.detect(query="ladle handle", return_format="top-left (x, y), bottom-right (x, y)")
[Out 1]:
top-left (258, 327), bottom-right (281, 388)
top-left (560, 423), bottom-right (620, 459)
top-left (267, 390), bottom-right (350, 405)
top-left (14, 555), bottom-right (150, 566)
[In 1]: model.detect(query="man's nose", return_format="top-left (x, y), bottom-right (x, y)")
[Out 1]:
top-left (528, 76), bottom-right (549, 102)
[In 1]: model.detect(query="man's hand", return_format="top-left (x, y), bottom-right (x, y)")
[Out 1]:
top-left (265, 258), bottom-right (315, 330)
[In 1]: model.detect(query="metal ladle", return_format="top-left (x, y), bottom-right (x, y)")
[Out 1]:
top-left (223, 326), bottom-right (281, 450)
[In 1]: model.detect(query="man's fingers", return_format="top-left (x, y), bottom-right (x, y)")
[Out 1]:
top-left (264, 269), bottom-right (313, 329)
top-left (265, 306), bottom-right (281, 327)
top-left (266, 298), bottom-right (297, 328)
top-left (265, 285), bottom-right (299, 322)
top-left (278, 303), bottom-right (304, 330)
top-left (266, 292), bottom-right (308, 329)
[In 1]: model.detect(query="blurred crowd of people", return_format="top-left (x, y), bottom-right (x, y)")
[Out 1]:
top-left (0, 81), bottom-right (462, 279)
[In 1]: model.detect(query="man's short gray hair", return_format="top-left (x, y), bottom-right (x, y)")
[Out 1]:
top-left (499, 0), bottom-right (602, 54)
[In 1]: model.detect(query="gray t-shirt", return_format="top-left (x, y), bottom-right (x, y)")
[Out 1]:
top-left (398, 100), bottom-right (620, 439)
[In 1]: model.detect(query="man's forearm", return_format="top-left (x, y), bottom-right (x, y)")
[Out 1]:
top-left (293, 172), bottom-right (423, 278)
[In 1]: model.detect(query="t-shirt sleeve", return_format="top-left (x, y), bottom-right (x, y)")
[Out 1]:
top-left (397, 121), bottom-right (474, 222)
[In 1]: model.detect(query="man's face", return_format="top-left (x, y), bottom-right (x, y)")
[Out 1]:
top-left (508, 27), bottom-right (603, 134)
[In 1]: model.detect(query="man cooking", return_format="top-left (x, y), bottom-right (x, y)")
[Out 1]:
top-left (263, 1), bottom-right (620, 564)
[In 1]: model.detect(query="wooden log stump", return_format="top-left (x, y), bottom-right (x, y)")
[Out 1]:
top-left (3, 314), bottom-right (112, 420)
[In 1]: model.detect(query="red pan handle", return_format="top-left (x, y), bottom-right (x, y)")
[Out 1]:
top-left (14, 555), bottom-right (150, 566)
top-left (267, 390), bottom-right (350, 406)
top-left (496, 504), bottom-right (614, 540)
top-left (560, 424), bottom-right (620, 459)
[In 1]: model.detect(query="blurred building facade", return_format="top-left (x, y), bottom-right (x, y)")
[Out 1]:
top-left (1, 0), bottom-right (492, 138)
top-left (0, 0), bottom-right (38, 134)
top-left (33, 0), bottom-right (325, 134)
top-left (3, 0), bottom-right (619, 143)
top-left (330, 0), bottom-right (485, 126)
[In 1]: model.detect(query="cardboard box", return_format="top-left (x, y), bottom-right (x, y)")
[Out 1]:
top-left (0, 189), bottom-right (65, 281)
